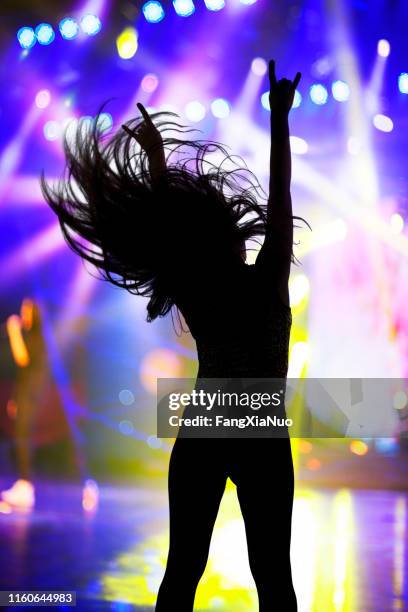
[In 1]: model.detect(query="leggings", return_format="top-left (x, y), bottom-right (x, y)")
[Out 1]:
top-left (156, 436), bottom-right (297, 611)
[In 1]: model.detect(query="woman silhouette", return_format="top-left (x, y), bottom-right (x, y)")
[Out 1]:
top-left (42, 60), bottom-right (301, 611)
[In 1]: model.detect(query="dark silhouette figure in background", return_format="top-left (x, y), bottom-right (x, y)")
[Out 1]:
top-left (42, 60), bottom-right (302, 611)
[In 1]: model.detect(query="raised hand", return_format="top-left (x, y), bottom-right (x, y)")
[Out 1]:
top-left (122, 102), bottom-right (163, 152)
top-left (268, 60), bottom-right (301, 115)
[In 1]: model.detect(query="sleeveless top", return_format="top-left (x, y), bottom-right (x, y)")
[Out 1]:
top-left (177, 263), bottom-right (292, 380)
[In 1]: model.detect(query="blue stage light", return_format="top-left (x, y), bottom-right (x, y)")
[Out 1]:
top-left (211, 98), bottom-right (230, 118)
top-left (332, 80), bottom-right (350, 102)
top-left (398, 72), bottom-right (408, 94)
top-left (143, 1), bottom-right (165, 23)
top-left (96, 112), bottom-right (113, 133)
top-left (204, 0), bottom-right (225, 10)
top-left (17, 27), bottom-right (36, 49)
top-left (59, 17), bottom-right (79, 40)
top-left (35, 23), bottom-right (55, 46)
top-left (261, 91), bottom-right (270, 110)
top-left (292, 90), bottom-right (302, 108)
top-left (173, 0), bottom-right (195, 17)
top-left (80, 14), bottom-right (102, 36)
top-left (310, 83), bottom-right (328, 105)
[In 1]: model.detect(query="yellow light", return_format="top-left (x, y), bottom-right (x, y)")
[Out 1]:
top-left (6, 315), bottom-right (29, 367)
top-left (350, 440), bottom-right (369, 456)
top-left (288, 341), bottom-right (310, 377)
top-left (116, 27), bottom-right (138, 60)
top-left (289, 274), bottom-right (310, 307)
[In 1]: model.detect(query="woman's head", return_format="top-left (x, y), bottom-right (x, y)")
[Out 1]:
top-left (41, 109), bottom-right (268, 320)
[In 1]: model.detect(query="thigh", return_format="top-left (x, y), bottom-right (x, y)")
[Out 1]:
top-left (167, 438), bottom-right (228, 552)
top-left (231, 438), bottom-right (295, 546)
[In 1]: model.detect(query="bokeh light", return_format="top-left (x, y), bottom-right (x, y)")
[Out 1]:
top-left (377, 38), bottom-right (391, 57)
top-left (261, 91), bottom-right (270, 110)
top-left (80, 14), bottom-right (102, 36)
top-left (116, 27), bottom-right (138, 59)
top-left (173, 0), bottom-right (195, 17)
top-left (290, 136), bottom-right (308, 155)
top-left (43, 120), bottom-right (61, 141)
top-left (143, 1), bottom-right (165, 23)
top-left (373, 113), bottom-right (394, 132)
top-left (350, 440), bottom-right (369, 456)
top-left (210, 98), bottom-right (230, 119)
top-left (251, 57), bottom-right (267, 76)
top-left (331, 80), bottom-right (350, 102)
top-left (17, 27), bottom-right (36, 49)
top-left (310, 83), bottom-right (328, 105)
top-left (185, 100), bottom-right (206, 122)
top-left (35, 23), bottom-right (55, 46)
top-left (141, 73), bottom-right (159, 93)
top-left (35, 89), bottom-right (51, 109)
top-left (119, 389), bottom-right (135, 406)
top-left (204, 0), bottom-right (225, 10)
top-left (119, 420), bottom-right (134, 435)
top-left (398, 72), bottom-right (408, 94)
top-left (59, 17), bottom-right (79, 40)
top-left (292, 90), bottom-right (302, 108)
top-left (96, 112), bottom-right (113, 132)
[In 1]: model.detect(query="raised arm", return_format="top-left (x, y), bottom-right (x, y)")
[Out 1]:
top-left (122, 102), bottom-right (166, 183)
top-left (256, 60), bottom-right (301, 304)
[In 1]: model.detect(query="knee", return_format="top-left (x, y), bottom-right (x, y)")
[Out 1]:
top-left (165, 548), bottom-right (208, 584)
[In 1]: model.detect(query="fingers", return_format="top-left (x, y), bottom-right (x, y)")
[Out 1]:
top-left (137, 102), bottom-right (153, 124)
top-left (122, 124), bottom-right (139, 139)
top-left (269, 59), bottom-right (277, 86)
top-left (292, 71), bottom-right (302, 90)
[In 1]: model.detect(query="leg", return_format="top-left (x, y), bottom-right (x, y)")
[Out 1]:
top-left (232, 438), bottom-right (297, 611)
top-left (156, 438), bottom-right (227, 612)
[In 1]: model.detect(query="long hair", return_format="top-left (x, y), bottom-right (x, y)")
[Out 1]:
top-left (41, 109), bottom-right (302, 321)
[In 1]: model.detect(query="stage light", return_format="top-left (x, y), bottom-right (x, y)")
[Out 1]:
top-left (143, 1), bottom-right (165, 22)
top-left (240, 0), bottom-right (257, 5)
top-left (96, 112), bottom-right (113, 132)
top-left (35, 23), bottom-right (55, 46)
top-left (43, 120), bottom-right (61, 141)
top-left (261, 91), bottom-right (270, 110)
top-left (292, 90), bottom-right (302, 108)
top-left (119, 420), bottom-right (134, 435)
top-left (204, 0), bottom-right (225, 10)
top-left (185, 100), bottom-right (206, 122)
top-left (331, 80), bottom-right (350, 102)
top-left (309, 83), bottom-right (328, 105)
top-left (306, 458), bottom-right (321, 471)
top-left (35, 89), bottom-right (51, 109)
top-left (173, 0), bottom-right (195, 17)
top-left (377, 39), bottom-right (390, 58)
top-left (373, 113), bottom-right (393, 132)
top-left (251, 57), bottom-right (267, 76)
top-left (59, 17), bottom-right (79, 40)
top-left (141, 73), bottom-right (159, 93)
top-left (390, 213), bottom-right (404, 234)
top-left (116, 27), bottom-right (138, 59)
top-left (210, 98), bottom-right (230, 119)
top-left (350, 440), bottom-right (368, 456)
top-left (17, 27), bottom-right (36, 49)
top-left (398, 72), bottom-right (408, 94)
top-left (119, 389), bottom-right (135, 406)
top-left (290, 136), bottom-right (308, 155)
top-left (147, 435), bottom-right (162, 449)
top-left (80, 14), bottom-right (102, 36)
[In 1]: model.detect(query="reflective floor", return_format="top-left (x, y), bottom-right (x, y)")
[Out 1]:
top-left (0, 480), bottom-right (406, 611)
